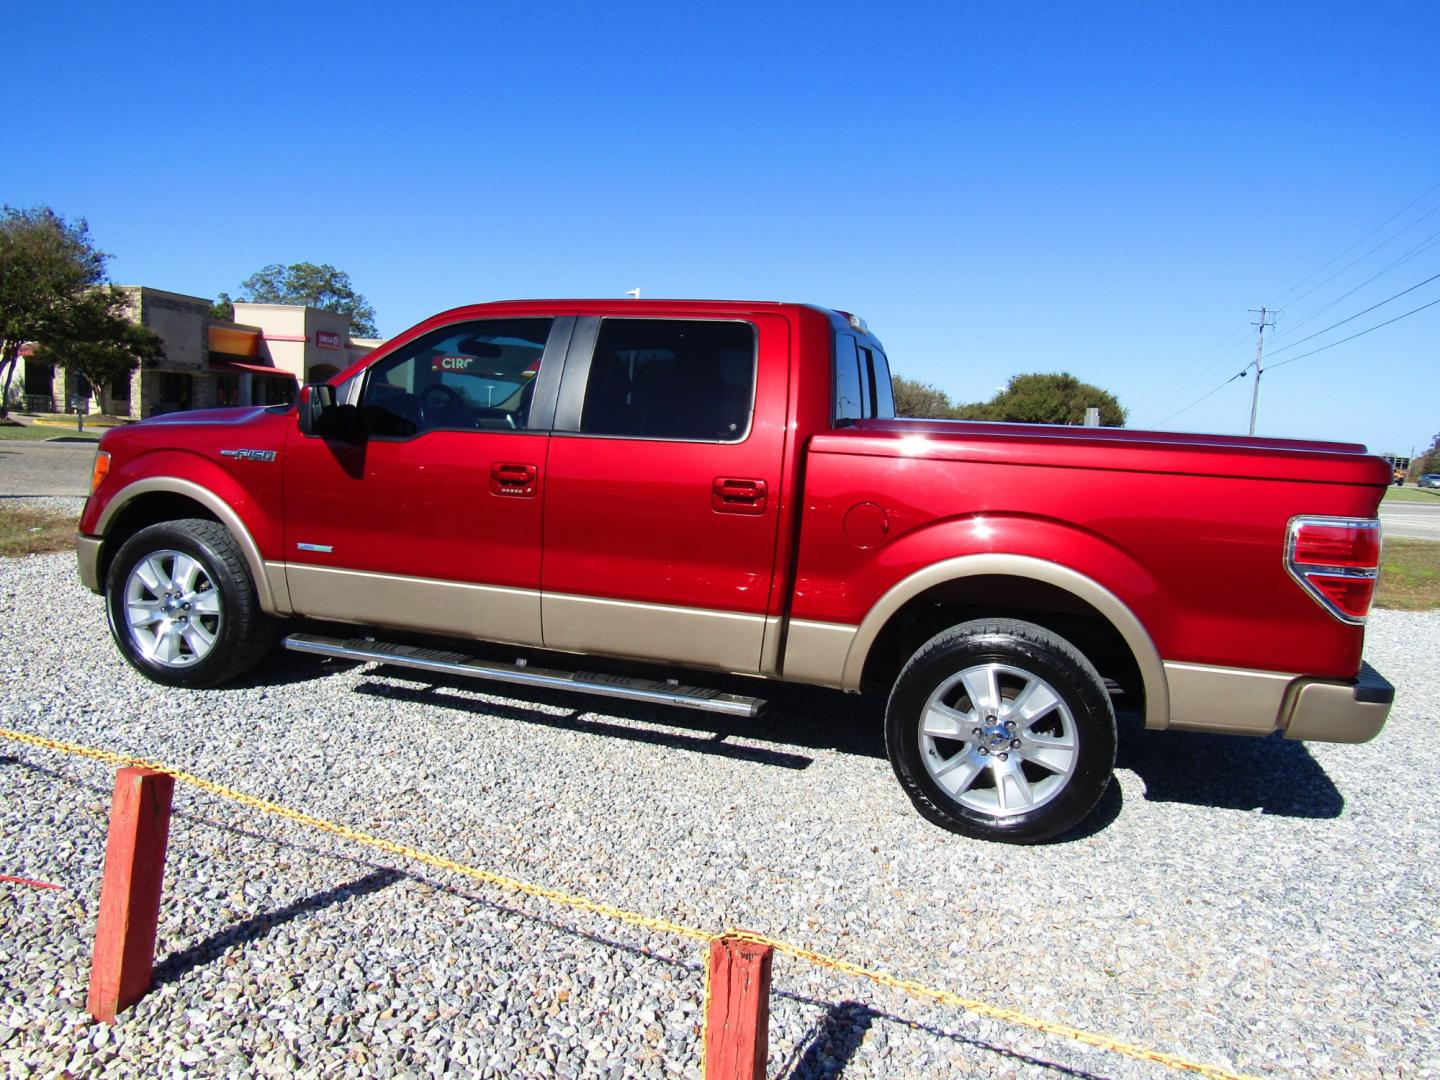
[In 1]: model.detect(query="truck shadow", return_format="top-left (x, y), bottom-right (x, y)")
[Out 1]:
top-left (1115, 714), bottom-right (1343, 819)
top-left (281, 648), bottom-right (1342, 823)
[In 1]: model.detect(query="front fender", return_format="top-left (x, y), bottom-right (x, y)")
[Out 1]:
top-left (87, 451), bottom-right (287, 614)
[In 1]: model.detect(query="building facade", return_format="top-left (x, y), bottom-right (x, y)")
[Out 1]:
top-left (18, 286), bottom-right (382, 419)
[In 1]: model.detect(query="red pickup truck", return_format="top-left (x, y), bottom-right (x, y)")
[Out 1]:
top-left (76, 299), bottom-right (1395, 842)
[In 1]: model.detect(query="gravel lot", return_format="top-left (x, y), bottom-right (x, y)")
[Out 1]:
top-left (2, 503), bottom-right (1437, 1078)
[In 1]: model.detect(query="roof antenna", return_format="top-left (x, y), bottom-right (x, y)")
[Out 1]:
top-left (625, 288), bottom-right (641, 299)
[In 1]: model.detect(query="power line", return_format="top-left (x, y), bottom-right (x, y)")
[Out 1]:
top-left (1267, 295), bottom-right (1440, 372)
top-left (1267, 226), bottom-right (1440, 342)
top-left (1270, 199), bottom-right (1440, 314)
top-left (1263, 270), bottom-right (1440, 358)
top-left (1144, 182), bottom-right (1440, 432)
top-left (1149, 369), bottom-right (1249, 427)
top-left (1127, 322), bottom-right (1252, 417)
top-left (1268, 178), bottom-right (1440, 308)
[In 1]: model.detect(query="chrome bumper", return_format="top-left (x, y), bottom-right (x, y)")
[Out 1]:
top-left (1282, 662), bottom-right (1394, 744)
top-left (76, 534), bottom-right (103, 593)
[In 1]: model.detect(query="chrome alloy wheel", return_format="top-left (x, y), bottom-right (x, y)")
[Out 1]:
top-left (917, 662), bottom-right (1079, 818)
top-left (122, 549), bottom-right (223, 668)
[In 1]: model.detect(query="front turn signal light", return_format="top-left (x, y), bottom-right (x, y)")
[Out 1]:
top-left (90, 451), bottom-right (111, 494)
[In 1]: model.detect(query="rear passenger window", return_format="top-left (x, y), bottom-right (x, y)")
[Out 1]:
top-left (835, 334), bottom-right (895, 424)
top-left (834, 334), bottom-right (864, 425)
top-left (580, 320), bottom-right (755, 442)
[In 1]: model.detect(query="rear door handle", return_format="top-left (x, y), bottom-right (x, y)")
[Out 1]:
top-left (712, 477), bottom-right (767, 515)
top-left (491, 462), bottom-right (538, 498)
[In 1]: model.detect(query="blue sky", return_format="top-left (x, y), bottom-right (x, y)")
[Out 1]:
top-left (7, 1), bottom-right (1438, 456)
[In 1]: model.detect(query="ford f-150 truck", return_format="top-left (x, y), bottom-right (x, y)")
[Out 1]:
top-left (76, 299), bottom-right (1395, 842)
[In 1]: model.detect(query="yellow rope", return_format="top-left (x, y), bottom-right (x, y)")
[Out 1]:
top-left (1, 727), bottom-right (1261, 1080)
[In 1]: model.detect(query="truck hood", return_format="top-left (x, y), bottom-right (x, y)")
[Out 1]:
top-left (812, 419), bottom-right (1392, 486)
top-left (136, 406), bottom-right (279, 427)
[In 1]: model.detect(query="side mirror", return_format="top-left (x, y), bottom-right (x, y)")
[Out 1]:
top-left (298, 383), bottom-right (361, 440)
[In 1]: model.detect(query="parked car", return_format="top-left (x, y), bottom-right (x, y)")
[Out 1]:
top-left (75, 299), bottom-right (1395, 843)
top-left (1419, 473), bottom-right (1440, 489)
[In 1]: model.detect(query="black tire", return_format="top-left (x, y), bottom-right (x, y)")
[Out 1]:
top-left (105, 518), bottom-right (277, 688)
top-left (885, 618), bottom-right (1116, 844)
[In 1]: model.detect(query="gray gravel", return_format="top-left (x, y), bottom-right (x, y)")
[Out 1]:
top-left (1, 535), bottom-right (1438, 1078)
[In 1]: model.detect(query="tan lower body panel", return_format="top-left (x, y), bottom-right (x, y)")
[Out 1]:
top-left (284, 563), bottom-right (542, 647)
top-left (1163, 662), bottom-right (1297, 735)
top-left (262, 561), bottom-right (293, 616)
top-left (541, 593), bottom-right (766, 674)
top-left (76, 535), bottom-right (103, 593)
top-left (1283, 680), bottom-right (1389, 743)
top-left (780, 619), bottom-right (859, 688)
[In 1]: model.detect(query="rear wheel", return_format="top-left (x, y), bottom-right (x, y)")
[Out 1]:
top-left (885, 618), bottom-right (1116, 843)
top-left (105, 518), bottom-right (276, 688)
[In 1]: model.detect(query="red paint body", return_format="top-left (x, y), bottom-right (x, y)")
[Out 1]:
top-left (81, 299), bottom-right (1390, 684)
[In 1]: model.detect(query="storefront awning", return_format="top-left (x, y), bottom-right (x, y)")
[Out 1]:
top-left (210, 359), bottom-right (296, 379)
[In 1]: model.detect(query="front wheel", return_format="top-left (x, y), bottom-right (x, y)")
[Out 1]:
top-left (105, 518), bottom-right (277, 688)
top-left (885, 619), bottom-right (1116, 844)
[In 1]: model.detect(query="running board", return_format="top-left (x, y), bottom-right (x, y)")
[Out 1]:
top-left (283, 633), bottom-right (768, 718)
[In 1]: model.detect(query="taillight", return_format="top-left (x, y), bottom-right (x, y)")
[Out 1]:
top-left (1286, 516), bottom-right (1381, 624)
top-left (90, 450), bottom-right (111, 494)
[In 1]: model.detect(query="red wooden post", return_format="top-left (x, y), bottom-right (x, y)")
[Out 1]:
top-left (704, 934), bottom-right (774, 1080)
top-left (87, 767), bottom-right (174, 1023)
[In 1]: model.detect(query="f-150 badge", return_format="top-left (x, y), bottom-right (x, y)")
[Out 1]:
top-left (219, 449), bottom-right (278, 462)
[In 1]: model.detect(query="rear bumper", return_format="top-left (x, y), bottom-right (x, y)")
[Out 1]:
top-left (76, 534), bottom-right (103, 593)
top-left (1163, 660), bottom-right (1393, 743)
top-left (1282, 662), bottom-right (1394, 743)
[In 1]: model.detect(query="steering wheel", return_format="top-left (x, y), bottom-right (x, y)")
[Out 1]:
top-left (418, 383), bottom-right (465, 426)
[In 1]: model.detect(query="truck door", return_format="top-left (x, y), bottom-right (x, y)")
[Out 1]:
top-left (281, 317), bottom-right (571, 646)
top-left (540, 314), bottom-right (789, 673)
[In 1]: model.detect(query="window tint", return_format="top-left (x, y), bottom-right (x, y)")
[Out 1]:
top-left (580, 319), bottom-right (755, 441)
top-left (834, 334), bottom-right (863, 425)
top-left (858, 345), bottom-right (896, 419)
top-left (359, 319), bottom-right (551, 437)
top-left (869, 346), bottom-right (896, 418)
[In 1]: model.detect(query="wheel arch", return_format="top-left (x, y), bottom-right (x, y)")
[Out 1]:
top-left (846, 554), bottom-right (1170, 729)
top-left (95, 478), bottom-right (286, 614)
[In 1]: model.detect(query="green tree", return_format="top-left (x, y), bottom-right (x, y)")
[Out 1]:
top-left (0, 206), bottom-right (108, 419)
top-left (1419, 431), bottom-right (1440, 474)
top-left (235, 262), bottom-right (378, 336)
top-left (30, 288), bottom-right (163, 429)
top-left (981, 372), bottom-right (1127, 426)
top-left (892, 375), bottom-right (961, 418)
top-left (209, 291), bottom-right (234, 322)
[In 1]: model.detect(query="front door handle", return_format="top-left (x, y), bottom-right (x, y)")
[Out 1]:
top-left (491, 462), bottom-right (538, 498)
top-left (712, 477), bottom-right (767, 515)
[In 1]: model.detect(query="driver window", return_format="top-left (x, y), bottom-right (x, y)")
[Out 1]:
top-left (358, 318), bottom-right (552, 437)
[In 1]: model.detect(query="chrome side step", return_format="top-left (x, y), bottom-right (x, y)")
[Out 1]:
top-left (283, 633), bottom-right (768, 718)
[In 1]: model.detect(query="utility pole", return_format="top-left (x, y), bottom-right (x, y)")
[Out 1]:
top-left (1247, 306), bottom-right (1276, 436)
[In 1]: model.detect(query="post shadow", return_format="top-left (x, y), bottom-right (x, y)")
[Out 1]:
top-left (787, 1000), bottom-right (877, 1079)
top-left (150, 868), bottom-right (401, 987)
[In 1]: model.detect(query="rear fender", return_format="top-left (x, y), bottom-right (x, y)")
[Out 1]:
top-left (845, 515), bottom-right (1170, 728)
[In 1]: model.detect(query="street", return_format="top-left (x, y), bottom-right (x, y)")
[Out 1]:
top-left (0, 441), bottom-right (96, 497)
top-left (1379, 498), bottom-right (1440, 541)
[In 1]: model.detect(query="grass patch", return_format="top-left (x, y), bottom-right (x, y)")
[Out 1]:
top-left (1377, 539), bottom-right (1440, 610)
top-left (0, 420), bottom-right (101, 441)
top-left (0, 506), bottom-right (78, 557)
top-left (1382, 485), bottom-right (1440, 504)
